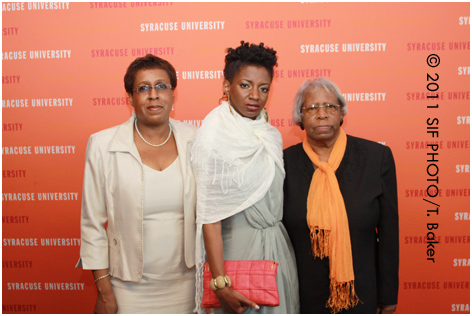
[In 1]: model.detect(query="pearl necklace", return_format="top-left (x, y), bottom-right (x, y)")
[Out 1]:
top-left (135, 119), bottom-right (172, 147)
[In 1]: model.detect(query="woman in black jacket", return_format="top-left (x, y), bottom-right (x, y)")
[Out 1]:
top-left (283, 77), bottom-right (399, 314)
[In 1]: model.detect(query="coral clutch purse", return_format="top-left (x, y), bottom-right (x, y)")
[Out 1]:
top-left (201, 260), bottom-right (280, 308)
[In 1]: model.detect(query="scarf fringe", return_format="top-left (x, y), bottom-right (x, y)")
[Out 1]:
top-left (326, 279), bottom-right (360, 314)
top-left (310, 228), bottom-right (330, 259)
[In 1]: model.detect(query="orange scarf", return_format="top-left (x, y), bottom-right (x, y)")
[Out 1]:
top-left (302, 128), bottom-right (359, 313)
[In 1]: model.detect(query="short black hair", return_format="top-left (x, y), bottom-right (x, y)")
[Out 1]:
top-left (124, 54), bottom-right (177, 94)
top-left (223, 41), bottom-right (278, 83)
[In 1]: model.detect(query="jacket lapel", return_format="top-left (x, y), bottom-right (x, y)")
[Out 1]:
top-left (108, 114), bottom-right (141, 162)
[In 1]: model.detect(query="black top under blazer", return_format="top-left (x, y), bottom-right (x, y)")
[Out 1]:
top-left (283, 135), bottom-right (399, 314)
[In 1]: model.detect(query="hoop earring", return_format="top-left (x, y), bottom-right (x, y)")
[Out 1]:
top-left (264, 108), bottom-right (269, 123)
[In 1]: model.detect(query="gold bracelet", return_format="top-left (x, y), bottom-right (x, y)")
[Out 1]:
top-left (210, 275), bottom-right (231, 291)
top-left (94, 273), bottom-right (110, 283)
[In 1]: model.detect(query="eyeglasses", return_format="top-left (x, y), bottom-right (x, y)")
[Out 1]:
top-left (134, 83), bottom-right (172, 94)
top-left (302, 103), bottom-right (340, 115)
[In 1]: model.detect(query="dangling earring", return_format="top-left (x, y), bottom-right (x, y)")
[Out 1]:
top-left (264, 108), bottom-right (269, 123)
top-left (226, 90), bottom-right (231, 105)
top-left (172, 105), bottom-right (174, 111)
top-left (226, 90), bottom-right (233, 115)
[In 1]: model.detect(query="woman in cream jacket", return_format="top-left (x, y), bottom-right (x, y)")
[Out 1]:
top-left (77, 54), bottom-right (197, 313)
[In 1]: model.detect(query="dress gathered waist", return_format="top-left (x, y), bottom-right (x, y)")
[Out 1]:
top-left (255, 220), bottom-right (282, 230)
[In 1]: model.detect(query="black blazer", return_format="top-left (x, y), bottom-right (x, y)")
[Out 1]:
top-left (283, 135), bottom-right (399, 314)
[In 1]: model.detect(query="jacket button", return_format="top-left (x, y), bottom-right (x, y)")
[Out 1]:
top-left (113, 239), bottom-right (117, 246)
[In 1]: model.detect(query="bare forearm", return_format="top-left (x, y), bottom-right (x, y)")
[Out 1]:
top-left (203, 222), bottom-right (225, 278)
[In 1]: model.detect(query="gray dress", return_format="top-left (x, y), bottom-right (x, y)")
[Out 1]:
top-left (216, 167), bottom-right (300, 314)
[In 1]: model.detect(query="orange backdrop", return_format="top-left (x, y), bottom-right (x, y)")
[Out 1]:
top-left (2, 2), bottom-right (470, 314)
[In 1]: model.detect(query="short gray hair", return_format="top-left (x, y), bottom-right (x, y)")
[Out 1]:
top-left (292, 77), bottom-right (347, 128)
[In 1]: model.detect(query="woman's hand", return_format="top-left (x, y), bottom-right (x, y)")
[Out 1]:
top-left (215, 287), bottom-right (260, 314)
top-left (94, 288), bottom-right (118, 314)
top-left (377, 304), bottom-right (397, 314)
top-left (92, 270), bottom-right (117, 314)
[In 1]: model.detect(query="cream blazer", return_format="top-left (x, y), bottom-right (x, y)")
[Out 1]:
top-left (76, 115), bottom-right (197, 282)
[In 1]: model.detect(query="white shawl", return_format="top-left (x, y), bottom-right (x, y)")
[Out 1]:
top-left (191, 101), bottom-right (284, 312)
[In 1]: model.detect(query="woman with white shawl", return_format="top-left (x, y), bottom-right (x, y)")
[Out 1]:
top-left (192, 41), bottom-right (300, 314)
